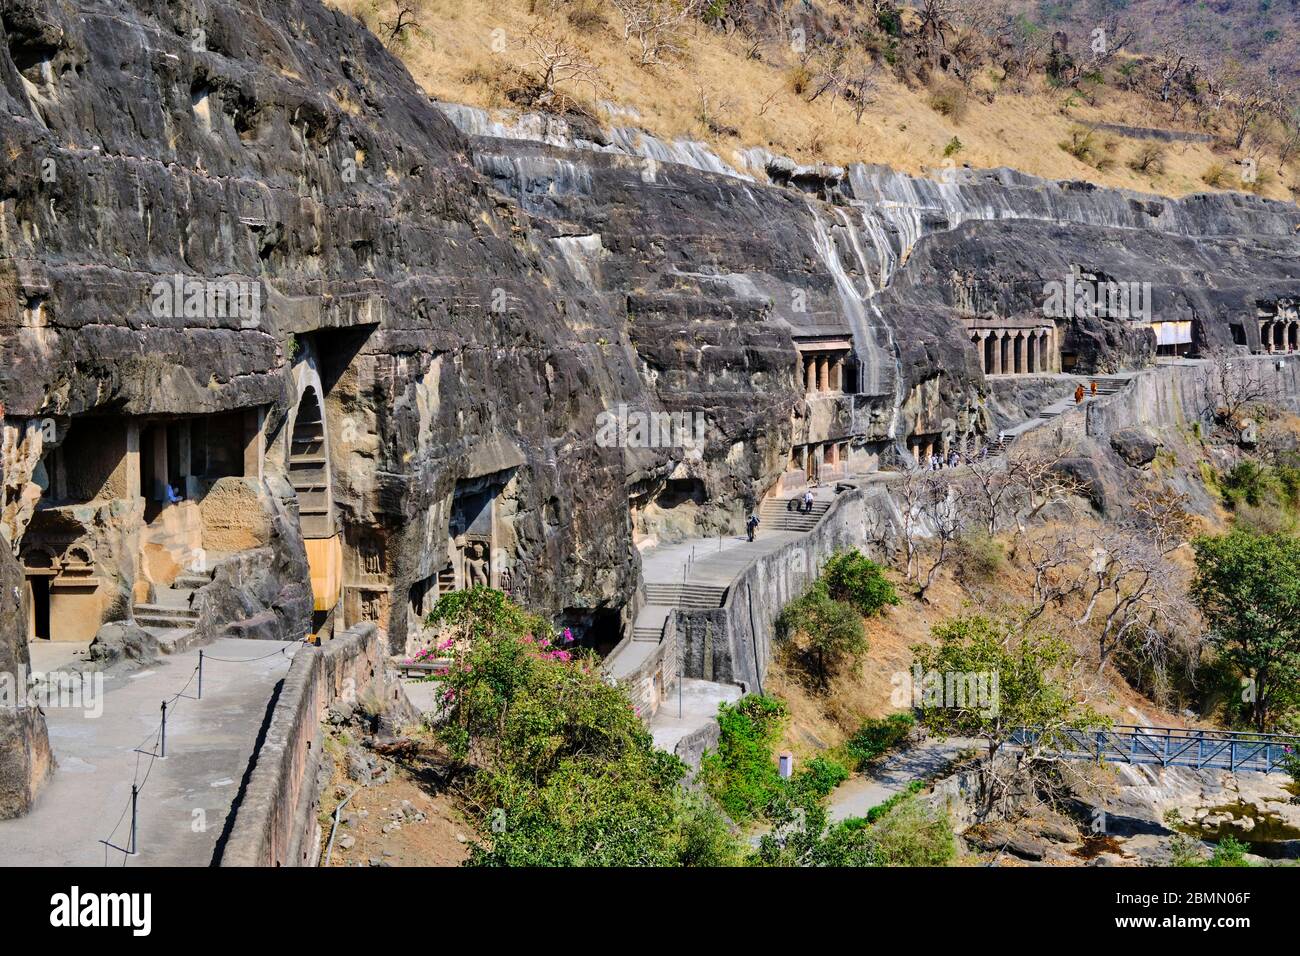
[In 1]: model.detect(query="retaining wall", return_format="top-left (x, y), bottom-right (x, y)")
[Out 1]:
top-left (218, 622), bottom-right (392, 867)
top-left (1086, 356), bottom-right (1300, 440)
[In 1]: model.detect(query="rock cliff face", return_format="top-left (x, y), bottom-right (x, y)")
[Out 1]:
top-left (1, 0), bottom-right (1297, 814)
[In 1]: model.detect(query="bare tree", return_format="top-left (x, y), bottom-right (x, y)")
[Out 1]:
top-left (1075, 528), bottom-right (1184, 671)
top-left (518, 27), bottom-right (603, 109)
top-left (382, 0), bottom-right (424, 42)
top-left (896, 468), bottom-right (966, 601)
top-left (1022, 528), bottom-right (1089, 620)
top-left (611, 0), bottom-right (702, 66)
top-left (1129, 487), bottom-right (1196, 556)
top-left (1223, 68), bottom-right (1282, 150)
top-left (1199, 356), bottom-right (1278, 425)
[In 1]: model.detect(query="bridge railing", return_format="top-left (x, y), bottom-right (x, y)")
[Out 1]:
top-left (1010, 724), bottom-right (1300, 774)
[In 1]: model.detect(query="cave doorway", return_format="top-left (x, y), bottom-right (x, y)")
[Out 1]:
top-left (28, 576), bottom-right (50, 642)
top-left (560, 607), bottom-right (623, 658)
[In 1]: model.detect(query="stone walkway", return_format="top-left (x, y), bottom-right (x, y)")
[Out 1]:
top-left (998, 371), bottom-right (1133, 441)
top-left (0, 637), bottom-right (298, 866)
top-left (827, 736), bottom-right (981, 822)
top-left (607, 483), bottom-right (840, 683)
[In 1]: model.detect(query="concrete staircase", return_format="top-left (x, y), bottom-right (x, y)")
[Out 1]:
top-left (643, 582), bottom-right (729, 609)
top-left (758, 496), bottom-right (831, 532)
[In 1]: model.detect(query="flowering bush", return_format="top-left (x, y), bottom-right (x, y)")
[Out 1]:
top-left (421, 586), bottom-right (733, 866)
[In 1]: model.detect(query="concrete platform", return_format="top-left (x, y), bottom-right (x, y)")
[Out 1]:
top-left (0, 638), bottom-right (298, 866)
top-left (649, 678), bottom-right (742, 754)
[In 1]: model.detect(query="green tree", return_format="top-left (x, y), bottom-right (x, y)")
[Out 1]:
top-left (776, 580), bottom-right (868, 689)
top-left (428, 587), bottom-right (742, 866)
top-left (823, 549), bottom-right (900, 616)
top-left (1191, 530), bottom-right (1300, 730)
top-left (912, 611), bottom-right (1105, 819)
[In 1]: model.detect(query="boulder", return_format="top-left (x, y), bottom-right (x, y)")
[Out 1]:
top-left (1110, 428), bottom-right (1160, 467)
top-left (88, 622), bottom-right (161, 667)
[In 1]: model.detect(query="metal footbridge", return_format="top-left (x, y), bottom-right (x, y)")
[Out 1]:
top-left (1011, 725), bottom-right (1299, 775)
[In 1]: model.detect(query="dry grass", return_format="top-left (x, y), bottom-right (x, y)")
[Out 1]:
top-left (769, 513), bottom-right (1226, 762)
top-left (328, 0), bottom-right (1296, 200)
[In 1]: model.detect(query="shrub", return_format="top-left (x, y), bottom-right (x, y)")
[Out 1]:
top-left (1060, 126), bottom-right (1097, 162)
top-left (865, 792), bottom-right (956, 866)
top-left (1207, 835), bottom-right (1252, 867)
top-left (776, 580), bottom-right (868, 689)
top-left (954, 533), bottom-right (1004, 583)
top-left (1220, 460), bottom-right (1274, 509)
top-left (700, 695), bottom-right (789, 822)
top-left (1128, 142), bottom-right (1167, 175)
top-left (823, 549), bottom-right (899, 616)
top-left (790, 755), bottom-right (850, 802)
top-left (943, 136), bottom-right (963, 158)
top-left (671, 793), bottom-right (745, 867)
top-left (1202, 162), bottom-right (1232, 188)
top-left (429, 587), bottom-right (697, 866)
top-left (787, 63), bottom-right (812, 96)
top-left (928, 83), bottom-right (968, 121)
top-left (844, 713), bottom-right (915, 768)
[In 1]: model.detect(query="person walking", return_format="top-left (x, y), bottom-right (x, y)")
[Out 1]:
top-left (802, 489), bottom-right (815, 513)
top-left (746, 511), bottom-right (760, 542)
top-left (1074, 383), bottom-right (1086, 404)
top-left (1090, 380), bottom-right (1098, 397)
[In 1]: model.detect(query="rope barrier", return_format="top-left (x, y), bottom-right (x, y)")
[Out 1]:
top-left (98, 636), bottom-right (308, 864)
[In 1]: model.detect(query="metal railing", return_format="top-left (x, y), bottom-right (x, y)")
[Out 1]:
top-left (1010, 724), bottom-right (1299, 775)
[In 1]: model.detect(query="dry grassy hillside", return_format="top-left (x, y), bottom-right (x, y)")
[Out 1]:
top-left (328, 0), bottom-right (1297, 200)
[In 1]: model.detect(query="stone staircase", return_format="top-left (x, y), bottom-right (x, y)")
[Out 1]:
top-left (289, 401), bottom-right (331, 538)
top-left (1000, 374), bottom-right (1133, 443)
top-left (758, 496), bottom-right (831, 532)
top-left (133, 567), bottom-right (214, 638)
top-left (633, 614), bottom-right (670, 643)
top-left (642, 582), bottom-right (729, 609)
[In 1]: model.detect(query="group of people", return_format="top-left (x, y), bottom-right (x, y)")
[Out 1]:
top-left (1074, 380), bottom-right (1099, 404)
top-left (924, 449), bottom-right (962, 471)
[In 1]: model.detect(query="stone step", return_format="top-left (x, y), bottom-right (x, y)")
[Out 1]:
top-left (644, 583), bottom-right (727, 596)
top-left (633, 627), bottom-right (664, 643)
top-left (152, 587), bottom-right (195, 610)
top-left (134, 604), bottom-right (200, 628)
top-left (643, 584), bottom-right (727, 608)
top-left (172, 573), bottom-right (211, 590)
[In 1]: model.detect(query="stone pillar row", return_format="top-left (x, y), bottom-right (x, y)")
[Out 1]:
top-left (971, 327), bottom-right (1058, 376)
top-left (800, 351), bottom-right (850, 393)
top-left (1259, 320), bottom-right (1300, 353)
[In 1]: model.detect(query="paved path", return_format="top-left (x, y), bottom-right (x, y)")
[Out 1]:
top-left (0, 638), bottom-right (298, 867)
top-left (828, 736), bottom-right (981, 822)
top-left (999, 371), bottom-right (1133, 441)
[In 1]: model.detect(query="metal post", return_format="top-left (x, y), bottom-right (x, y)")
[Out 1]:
top-left (159, 701), bottom-right (167, 758)
top-left (197, 651), bottom-right (203, 700)
top-left (129, 784), bottom-right (138, 856)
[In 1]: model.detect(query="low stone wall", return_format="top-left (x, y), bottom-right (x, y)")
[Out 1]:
top-left (217, 622), bottom-right (390, 867)
top-left (1093, 122), bottom-right (1214, 144)
top-left (619, 612), bottom-right (681, 721)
